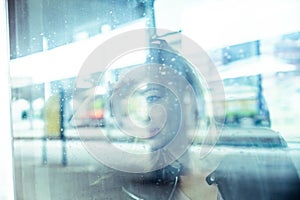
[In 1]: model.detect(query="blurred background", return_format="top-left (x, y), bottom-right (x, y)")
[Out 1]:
top-left (1, 0), bottom-right (300, 199)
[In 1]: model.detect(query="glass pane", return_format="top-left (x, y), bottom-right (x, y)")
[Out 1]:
top-left (9, 0), bottom-right (300, 199)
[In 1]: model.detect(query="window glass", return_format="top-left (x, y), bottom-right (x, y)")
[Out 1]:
top-left (9, 0), bottom-right (147, 58)
top-left (8, 0), bottom-right (300, 200)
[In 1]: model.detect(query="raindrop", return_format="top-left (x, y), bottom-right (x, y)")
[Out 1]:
top-left (171, 57), bottom-right (176, 62)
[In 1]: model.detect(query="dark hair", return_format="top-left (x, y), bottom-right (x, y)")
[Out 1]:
top-left (147, 39), bottom-right (212, 127)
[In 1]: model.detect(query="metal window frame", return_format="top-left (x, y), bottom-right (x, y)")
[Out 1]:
top-left (0, 0), bottom-right (15, 199)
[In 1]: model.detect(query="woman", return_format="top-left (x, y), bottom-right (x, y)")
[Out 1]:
top-left (108, 39), bottom-right (300, 200)
top-left (72, 36), bottom-right (300, 199)
top-left (109, 39), bottom-right (224, 199)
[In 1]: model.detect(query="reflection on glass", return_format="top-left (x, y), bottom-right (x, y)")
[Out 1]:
top-left (8, 0), bottom-right (300, 200)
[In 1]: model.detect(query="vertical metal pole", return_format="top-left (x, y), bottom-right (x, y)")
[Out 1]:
top-left (146, 0), bottom-right (157, 39)
top-left (257, 74), bottom-right (263, 112)
top-left (0, 0), bottom-right (16, 199)
top-left (59, 88), bottom-right (67, 166)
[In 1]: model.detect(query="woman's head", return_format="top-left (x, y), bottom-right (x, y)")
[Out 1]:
top-left (110, 39), bottom-right (217, 161)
